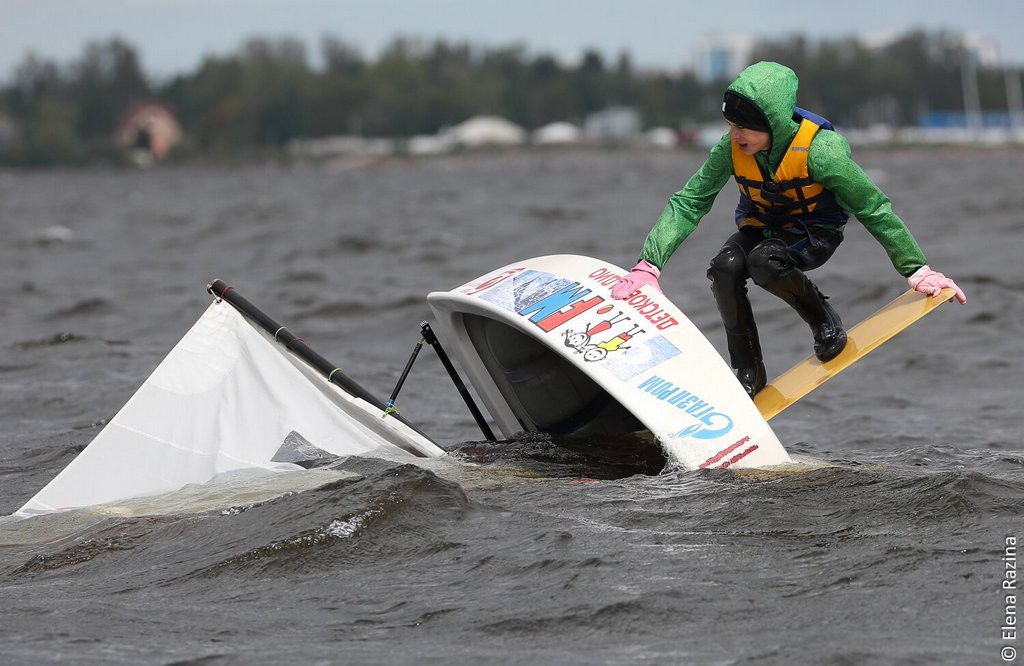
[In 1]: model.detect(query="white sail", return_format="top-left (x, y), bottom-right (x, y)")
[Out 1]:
top-left (16, 300), bottom-right (444, 517)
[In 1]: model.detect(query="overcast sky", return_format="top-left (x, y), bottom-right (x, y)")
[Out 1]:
top-left (3, 0), bottom-right (1023, 82)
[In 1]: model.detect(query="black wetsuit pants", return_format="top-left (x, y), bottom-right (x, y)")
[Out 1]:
top-left (706, 226), bottom-right (842, 369)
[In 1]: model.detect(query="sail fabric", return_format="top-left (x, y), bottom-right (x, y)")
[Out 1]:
top-left (17, 300), bottom-right (444, 517)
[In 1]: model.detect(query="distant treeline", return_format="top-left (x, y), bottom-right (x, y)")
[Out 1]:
top-left (0, 30), bottom-right (1019, 165)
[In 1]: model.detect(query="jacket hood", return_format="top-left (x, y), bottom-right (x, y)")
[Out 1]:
top-left (725, 61), bottom-right (799, 164)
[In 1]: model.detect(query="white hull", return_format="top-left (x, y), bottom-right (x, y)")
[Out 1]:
top-left (428, 255), bottom-right (791, 470)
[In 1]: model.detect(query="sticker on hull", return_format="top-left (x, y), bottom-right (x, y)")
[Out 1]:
top-left (478, 269), bottom-right (681, 380)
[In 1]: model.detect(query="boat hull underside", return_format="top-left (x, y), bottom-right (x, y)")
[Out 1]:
top-left (463, 313), bottom-right (645, 437)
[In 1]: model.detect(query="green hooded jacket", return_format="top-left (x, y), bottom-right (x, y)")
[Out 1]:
top-left (639, 61), bottom-right (927, 277)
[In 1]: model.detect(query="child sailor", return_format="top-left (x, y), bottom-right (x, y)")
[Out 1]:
top-left (611, 61), bottom-right (967, 397)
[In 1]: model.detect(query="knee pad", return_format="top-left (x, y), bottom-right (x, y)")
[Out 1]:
top-left (747, 239), bottom-right (794, 287)
top-left (707, 244), bottom-right (747, 283)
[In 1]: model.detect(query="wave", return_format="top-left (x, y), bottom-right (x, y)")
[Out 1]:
top-left (594, 452), bottom-right (1024, 545)
top-left (291, 294), bottom-right (424, 320)
top-left (449, 431), bottom-right (666, 480)
top-left (1, 459), bottom-right (471, 587)
top-left (43, 298), bottom-right (114, 320)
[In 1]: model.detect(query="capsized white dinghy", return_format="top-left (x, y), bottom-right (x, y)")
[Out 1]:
top-left (16, 256), bottom-right (791, 518)
top-left (15, 282), bottom-right (444, 518)
top-left (427, 254), bottom-right (792, 471)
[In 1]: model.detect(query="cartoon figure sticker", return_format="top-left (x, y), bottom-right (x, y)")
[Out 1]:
top-left (475, 269), bottom-right (683, 380)
top-left (563, 309), bottom-right (645, 363)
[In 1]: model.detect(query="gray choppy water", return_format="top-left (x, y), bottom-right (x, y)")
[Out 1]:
top-left (0, 149), bottom-right (1022, 664)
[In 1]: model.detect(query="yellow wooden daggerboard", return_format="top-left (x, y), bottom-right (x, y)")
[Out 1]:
top-left (754, 287), bottom-right (955, 421)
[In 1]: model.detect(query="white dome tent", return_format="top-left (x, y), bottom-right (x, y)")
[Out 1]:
top-left (445, 115), bottom-right (527, 148)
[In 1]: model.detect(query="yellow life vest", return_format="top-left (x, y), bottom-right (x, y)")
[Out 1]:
top-left (732, 117), bottom-right (847, 230)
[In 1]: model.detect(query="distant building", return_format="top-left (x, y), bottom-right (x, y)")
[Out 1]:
top-left (645, 127), bottom-right (678, 149)
top-left (919, 111), bottom-right (1019, 129)
top-left (584, 107), bottom-right (641, 141)
top-left (694, 35), bottom-right (756, 82)
top-left (406, 134), bottom-right (454, 156)
top-left (533, 122), bottom-right (582, 145)
top-left (960, 32), bottom-right (1001, 67)
top-left (287, 135), bottom-right (396, 158)
top-left (114, 103), bottom-right (182, 161)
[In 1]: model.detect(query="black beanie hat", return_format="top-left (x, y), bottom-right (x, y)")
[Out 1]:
top-left (722, 91), bottom-right (771, 132)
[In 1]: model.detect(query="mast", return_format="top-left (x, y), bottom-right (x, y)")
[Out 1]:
top-left (207, 279), bottom-right (436, 446)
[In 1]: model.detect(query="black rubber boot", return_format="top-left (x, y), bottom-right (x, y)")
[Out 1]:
top-left (808, 289), bottom-right (847, 362)
top-left (763, 269), bottom-right (847, 362)
top-left (726, 329), bottom-right (767, 398)
top-left (708, 243), bottom-right (768, 397)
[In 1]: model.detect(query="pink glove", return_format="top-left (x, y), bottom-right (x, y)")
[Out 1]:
top-left (611, 260), bottom-right (662, 299)
top-left (908, 265), bottom-right (967, 304)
